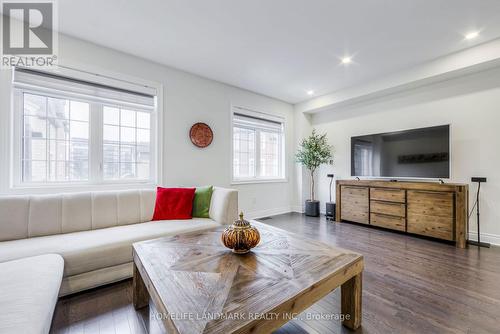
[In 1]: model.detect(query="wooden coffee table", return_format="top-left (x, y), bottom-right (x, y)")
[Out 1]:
top-left (132, 222), bottom-right (363, 333)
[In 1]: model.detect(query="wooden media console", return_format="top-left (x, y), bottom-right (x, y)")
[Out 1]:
top-left (335, 180), bottom-right (468, 248)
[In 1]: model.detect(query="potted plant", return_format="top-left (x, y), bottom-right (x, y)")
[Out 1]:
top-left (295, 130), bottom-right (333, 217)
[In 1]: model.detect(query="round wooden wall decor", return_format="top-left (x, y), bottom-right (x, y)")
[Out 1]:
top-left (189, 122), bottom-right (213, 148)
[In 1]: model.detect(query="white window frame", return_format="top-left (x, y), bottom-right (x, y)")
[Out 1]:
top-left (9, 65), bottom-right (163, 191)
top-left (231, 105), bottom-right (286, 184)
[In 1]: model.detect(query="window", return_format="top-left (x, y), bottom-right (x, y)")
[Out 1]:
top-left (13, 67), bottom-right (158, 186)
top-left (232, 107), bottom-right (285, 182)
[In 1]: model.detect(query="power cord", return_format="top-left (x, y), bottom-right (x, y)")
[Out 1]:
top-left (468, 182), bottom-right (481, 218)
top-left (468, 199), bottom-right (478, 219)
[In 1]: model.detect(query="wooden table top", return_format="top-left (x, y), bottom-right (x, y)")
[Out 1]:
top-left (132, 221), bottom-right (363, 334)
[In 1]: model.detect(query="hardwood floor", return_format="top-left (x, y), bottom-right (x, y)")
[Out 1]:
top-left (51, 213), bottom-right (500, 334)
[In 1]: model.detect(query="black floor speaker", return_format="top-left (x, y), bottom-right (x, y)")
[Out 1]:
top-left (326, 202), bottom-right (336, 221)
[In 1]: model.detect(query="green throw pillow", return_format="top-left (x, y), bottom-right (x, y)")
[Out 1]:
top-left (192, 186), bottom-right (213, 218)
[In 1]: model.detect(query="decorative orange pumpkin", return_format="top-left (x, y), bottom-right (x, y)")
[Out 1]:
top-left (221, 212), bottom-right (260, 254)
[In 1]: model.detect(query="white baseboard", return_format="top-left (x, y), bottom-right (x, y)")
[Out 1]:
top-left (246, 207), bottom-right (293, 219)
top-left (291, 205), bottom-right (304, 213)
top-left (468, 232), bottom-right (500, 246)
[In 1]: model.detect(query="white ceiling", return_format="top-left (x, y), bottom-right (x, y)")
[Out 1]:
top-left (55, 0), bottom-right (500, 104)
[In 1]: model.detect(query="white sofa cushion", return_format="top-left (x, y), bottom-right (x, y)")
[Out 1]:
top-left (209, 186), bottom-right (238, 225)
top-left (29, 194), bottom-right (62, 237)
top-left (0, 197), bottom-right (29, 241)
top-left (62, 192), bottom-right (93, 233)
top-left (91, 191), bottom-right (119, 229)
top-left (0, 254), bottom-right (63, 334)
top-left (0, 219), bottom-right (218, 277)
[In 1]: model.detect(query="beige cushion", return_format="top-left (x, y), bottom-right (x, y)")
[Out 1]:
top-left (29, 194), bottom-right (62, 237)
top-left (62, 193), bottom-right (92, 233)
top-left (210, 187), bottom-right (238, 225)
top-left (0, 197), bottom-right (29, 241)
top-left (91, 191), bottom-right (118, 229)
top-left (140, 189), bottom-right (156, 221)
top-left (0, 254), bottom-right (63, 334)
top-left (118, 190), bottom-right (144, 225)
top-left (0, 219), bottom-right (218, 277)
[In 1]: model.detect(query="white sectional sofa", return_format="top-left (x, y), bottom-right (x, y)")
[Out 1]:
top-left (0, 187), bottom-right (238, 296)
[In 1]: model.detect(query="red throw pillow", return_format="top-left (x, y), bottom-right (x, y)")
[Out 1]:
top-left (152, 187), bottom-right (196, 220)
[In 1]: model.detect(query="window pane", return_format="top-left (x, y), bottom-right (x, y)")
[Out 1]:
top-left (121, 109), bottom-right (136, 127)
top-left (137, 112), bottom-right (150, 129)
top-left (48, 140), bottom-right (69, 161)
top-left (70, 121), bottom-right (89, 140)
top-left (24, 115), bottom-right (47, 138)
top-left (103, 106), bottom-right (119, 125)
top-left (120, 127), bottom-right (135, 144)
top-left (137, 129), bottom-right (150, 145)
top-left (24, 93), bottom-right (46, 117)
top-left (70, 161), bottom-right (88, 180)
top-left (23, 160), bottom-right (46, 182)
top-left (22, 94), bottom-right (89, 183)
top-left (102, 107), bottom-right (152, 182)
top-left (103, 125), bottom-right (119, 143)
top-left (120, 145), bottom-right (136, 162)
top-left (70, 140), bottom-right (89, 161)
top-left (137, 163), bottom-right (149, 179)
top-left (137, 145), bottom-right (150, 163)
top-left (120, 163), bottom-right (136, 179)
top-left (103, 163), bottom-right (119, 179)
top-left (260, 131), bottom-right (280, 177)
top-left (70, 101), bottom-right (89, 121)
top-left (233, 127), bottom-right (255, 178)
top-left (48, 161), bottom-right (69, 181)
top-left (48, 97), bottom-right (69, 119)
top-left (103, 144), bottom-right (119, 163)
top-left (24, 138), bottom-right (46, 160)
top-left (48, 118), bottom-right (70, 140)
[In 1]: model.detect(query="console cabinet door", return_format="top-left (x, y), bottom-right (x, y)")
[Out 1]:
top-left (340, 186), bottom-right (369, 224)
top-left (407, 190), bottom-right (454, 240)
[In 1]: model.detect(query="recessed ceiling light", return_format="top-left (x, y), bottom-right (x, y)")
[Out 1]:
top-left (341, 57), bottom-right (352, 64)
top-left (307, 90), bottom-right (315, 96)
top-left (465, 31), bottom-right (479, 40)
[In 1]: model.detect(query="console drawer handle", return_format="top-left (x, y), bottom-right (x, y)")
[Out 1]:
top-left (373, 188), bottom-right (402, 192)
top-left (372, 213), bottom-right (404, 219)
top-left (410, 190), bottom-right (452, 195)
top-left (372, 201), bottom-right (403, 206)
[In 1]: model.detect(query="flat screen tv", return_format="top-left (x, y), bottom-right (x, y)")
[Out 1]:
top-left (351, 125), bottom-right (450, 179)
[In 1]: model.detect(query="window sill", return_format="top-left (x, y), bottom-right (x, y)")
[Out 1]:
top-left (8, 181), bottom-right (156, 194)
top-left (231, 178), bottom-right (288, 185)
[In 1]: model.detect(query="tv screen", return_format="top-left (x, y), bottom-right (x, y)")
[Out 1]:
top-left (351, 125), bottom-right (450, 179)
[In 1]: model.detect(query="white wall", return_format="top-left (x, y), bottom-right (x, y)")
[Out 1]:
top-left (0, 34), bottom-right (295, 218)
top-left (311, 66), bottom-right (500, 245)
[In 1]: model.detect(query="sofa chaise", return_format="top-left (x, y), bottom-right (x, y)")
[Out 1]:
top-left (0, 254), bottom-right (64, 334)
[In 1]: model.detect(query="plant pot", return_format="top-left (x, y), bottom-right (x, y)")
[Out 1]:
top-left (305, 200), bottom-right (320, 217)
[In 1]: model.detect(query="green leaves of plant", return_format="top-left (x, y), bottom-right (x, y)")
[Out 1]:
top-left (295, 129), bottom-right (333, 172)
